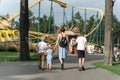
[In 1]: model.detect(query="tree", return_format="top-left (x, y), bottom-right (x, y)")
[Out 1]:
top-left (86, 15), bottom-right (95, 33)
top-left (40, 15), bottom-right (48, 33)
top-left (20, 0), bottom-right (30, 61)
top-left (112, 15), bottom-right (120, 44)
top-left (29, 10), bottom-right (38, 31)
top-left (104, 0), bottom-right (113, 66)
top-left (74, 11), bottom-right (84, 30)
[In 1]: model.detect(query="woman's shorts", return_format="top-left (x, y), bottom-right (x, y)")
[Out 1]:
top-left (59, 46), bottom-right (67, 59)
top-left (77, 50), bottom-right (85, 58)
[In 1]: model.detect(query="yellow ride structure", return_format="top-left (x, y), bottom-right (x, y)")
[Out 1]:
top-left (52, 0), bottom-right (104, 37)
top-left (0, 0), bottom-right (43, 42)
top-left (0, 0), bottom-right (104, 43)
top-left (0, 16), bottom-right (19, 42)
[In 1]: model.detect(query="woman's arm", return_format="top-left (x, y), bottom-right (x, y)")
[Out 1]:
top-left (54, 34), bottom-right (60, 50)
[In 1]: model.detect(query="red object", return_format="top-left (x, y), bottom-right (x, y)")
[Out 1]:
top-left (73, 47), bottom-right (77, 54)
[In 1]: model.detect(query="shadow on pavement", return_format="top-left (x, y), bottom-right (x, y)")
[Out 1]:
top-left (85, 66), bottom-right (98, 70)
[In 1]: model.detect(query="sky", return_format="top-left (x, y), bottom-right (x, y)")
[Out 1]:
top-left (0, 0), bottom-right (120, 25)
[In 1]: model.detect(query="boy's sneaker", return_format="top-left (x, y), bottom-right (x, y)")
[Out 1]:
top-left (49, 69), bottom-right (52, 71)
top-left (82, 67), bottom-right (85, 71)
top-left (41, 68), bottom-right (44, 71)
top-left (61, 64), bottom-right (64, 70)
top-left (38, 65), bottom-right (41, 69)
top-left (78, 68), bottom-right (82, 71)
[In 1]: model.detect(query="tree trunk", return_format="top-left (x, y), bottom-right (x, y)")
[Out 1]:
top-left (20, 0), bottom-right (30, 61)
top-left (104, 0), bottom-right (113, 66)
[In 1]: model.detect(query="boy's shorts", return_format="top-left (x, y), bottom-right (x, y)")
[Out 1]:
top-left (77, 50), bottom-right (85, 58)
top-left (38, 52), bottom-right (45, 62)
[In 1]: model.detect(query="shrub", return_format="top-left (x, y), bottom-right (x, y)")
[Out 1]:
top-left (0, 45), bottom-right (6, 51)
top-left (6, 45), bottom-right (18, 52)
top-left (29, 46), bottom-right (36, 52)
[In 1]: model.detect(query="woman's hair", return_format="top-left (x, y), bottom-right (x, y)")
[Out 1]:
top-left (60, 25), bottom-right (66, 32)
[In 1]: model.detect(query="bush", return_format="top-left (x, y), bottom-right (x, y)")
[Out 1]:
top-left (0, 45), bottom-right (6, 51)
top-left (6, 45), bottom-right (18, 52)
top-left (29, 46), bottom-right (36, 52)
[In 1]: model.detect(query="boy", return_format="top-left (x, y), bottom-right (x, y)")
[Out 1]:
top-left (37, 37), bottom-right (47, 71)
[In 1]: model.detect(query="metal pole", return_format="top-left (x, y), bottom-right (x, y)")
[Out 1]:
top-left (71, 7), bottom-right (74, 26)
top-left (38, 2), bottom-right (41, 42)
top-left (63, 8), bottom-right (65, 24)
top-left (84, 9), bottom-right (86, 34)
top-left (48, 1), bottom-right (53, 34)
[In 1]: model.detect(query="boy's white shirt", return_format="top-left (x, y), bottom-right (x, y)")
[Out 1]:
top-left (76, 36), bottom-right (87, 50)
top-left (38, 41), bottom-right (47, 53)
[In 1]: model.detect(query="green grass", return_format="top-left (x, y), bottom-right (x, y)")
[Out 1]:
top-left (93, 61), bottom-right (120, 76)
top-left (0, 52), bottom-right (58, 62)
top-left (0, 52), bottom-right (38, 62)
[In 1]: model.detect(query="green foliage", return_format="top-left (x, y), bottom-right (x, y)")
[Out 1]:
top-left (29, 46), bottom-right (36, 52)
top-left (86, 15), bottom-right (95, 32)
top-left (112, 15), bottom-right (120, 44)
top-left (6, 45), bottom-right (18, 52)
top-left (11, 9), bottom-right (120, 45)
top-left (0, 45), bottom-right (6, 51)
top-left (73, 11), bottom-right (84, 30)
top-left (40, 15), bottom-right (49, 33)
top-left (29, 10), bottom-right (38, 31)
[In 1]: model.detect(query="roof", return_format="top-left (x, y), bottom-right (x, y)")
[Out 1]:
top-left (68, 25), bottom-right (80, 35)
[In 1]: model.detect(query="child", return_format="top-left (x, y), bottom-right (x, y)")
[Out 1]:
top-left (113, 45), bottom-right (118, 61)
top-left (37, 37), bottom-right (47, 71)
top-left (46, 44), bottom-right (53, 71)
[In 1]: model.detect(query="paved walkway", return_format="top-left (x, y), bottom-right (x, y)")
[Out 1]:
top-left (0, 54), bottom-right (120, 80)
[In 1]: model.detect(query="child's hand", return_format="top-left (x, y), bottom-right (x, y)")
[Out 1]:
top-left (36, 51), bottom-right (39, 55)
top-left (53, 47), bottom-right (56, 51)
top-left (85, 50), bottom-right (88, 55)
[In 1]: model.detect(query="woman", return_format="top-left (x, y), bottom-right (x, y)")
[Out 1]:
top-left (54, 25), bottom-right (68, 70)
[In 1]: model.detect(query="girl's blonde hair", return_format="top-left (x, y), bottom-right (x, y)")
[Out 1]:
top-left (41, 37), bottom-right (45, 41)
top-left (47, 44), bottom-right (52, 49)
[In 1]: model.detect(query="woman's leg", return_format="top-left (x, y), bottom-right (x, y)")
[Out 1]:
top-left (59, 58), bottom-right (64, 70)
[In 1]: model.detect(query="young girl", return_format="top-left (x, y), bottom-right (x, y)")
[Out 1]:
top-left (46, 44), bottom-right (53, 71)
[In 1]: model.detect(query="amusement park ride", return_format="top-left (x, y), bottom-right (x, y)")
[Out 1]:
top-left (0, 0), bottom-right (104, 45)
top-left (0, 0), bottom-right (43, 42)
